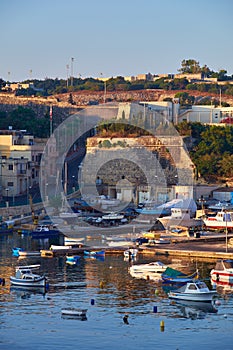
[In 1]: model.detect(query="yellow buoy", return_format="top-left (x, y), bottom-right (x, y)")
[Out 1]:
top-left (160, 320), bottom-right (165, 332)
top-left (99, 281), bottom-right (104, 288)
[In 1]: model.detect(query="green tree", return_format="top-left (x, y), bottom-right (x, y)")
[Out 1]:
top-left (217, 154), bottom-right (233, 177)
top-left (178, 59), bottom-right (201, 74)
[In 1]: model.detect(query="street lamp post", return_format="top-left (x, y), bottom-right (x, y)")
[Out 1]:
top-left (5, 188), bottom-right (9, 207)
top-left (72, 175), bottom-right (75, 192)
top-left (100, 73), bottom-right (107, 103)
top-left (225, 210), bottom-right (228, 253)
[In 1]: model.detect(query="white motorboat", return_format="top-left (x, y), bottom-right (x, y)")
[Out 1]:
top-left (203, 211), bottom-right (233, 230)
top-left (129, 261), bottom-right (168, 274)
top-left (61, 308), bottom-right (87, 317)
top-left (18, 250), bottom-right (41, 257)
top-left (64, 236), bottom-right (85, 245)
top-left (50, 245), bottom-right (73, 251)
top-left (10, 265), bottom-right (47, 288)
top-left (168, 281), bottom-right (217, 302)
top-left (210, 259), bottom-right (233, 285)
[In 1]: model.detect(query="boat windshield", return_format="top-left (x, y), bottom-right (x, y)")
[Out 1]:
top-left (196, 282), bottom-right (207, 289)
top-left (223, 260), bottom-right (233, 269)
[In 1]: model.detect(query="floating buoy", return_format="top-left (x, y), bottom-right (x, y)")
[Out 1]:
top-left (123, 314), bottom-right (129, 324)
top-left (160, 320), bottom-right (165, 332)
top-left (153, 306), bottom-right (158, 313)
top-left (99, 281), bottom-right (104, 288)
top-left (224, 314), bottom-right (227, 318)
top-left (215, 300), bottom-right (221, 306)
top-left (91, 299), bottom-right (95, 305)
top-left (155, 289), bottom-right (159, 296)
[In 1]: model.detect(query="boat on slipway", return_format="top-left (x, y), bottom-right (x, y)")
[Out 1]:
top-left (159, 208), bottom-right (203, 230)
top-left (168, 281), bottom-right (217, 302)
top-left (210, 259), bottom-right (233, 285)
top-left (203, 211), bottom-right (233, 230)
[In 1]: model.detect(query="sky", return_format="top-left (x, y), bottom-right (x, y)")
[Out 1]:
top-left (1, 0), bottom-right (233, 82)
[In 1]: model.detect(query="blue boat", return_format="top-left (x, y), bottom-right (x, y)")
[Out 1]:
top-left (12, 247), bottom-right (24, 256)
top-left (84, 250), bottom-right (105, 257)
top-left (66, 255), bottom-right (81, 265)
top-left (30, 224), bottom-right (60, 239)
top-left (0, 221), bottom-right (13, 234)
top-left (161, 267), bottom-right (199, 285)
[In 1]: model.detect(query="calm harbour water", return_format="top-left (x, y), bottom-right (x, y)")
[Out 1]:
top-left (0, 233), bottom-right (233, 350)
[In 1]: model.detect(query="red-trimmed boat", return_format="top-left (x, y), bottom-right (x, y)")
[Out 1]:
top-left (210, 259), bottom-right (233, 285)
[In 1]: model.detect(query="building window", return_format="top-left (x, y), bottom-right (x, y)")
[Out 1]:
top-left (7, 182), bottom-right (14, 187)
top-left (8, 164), bottom-right (13, 170)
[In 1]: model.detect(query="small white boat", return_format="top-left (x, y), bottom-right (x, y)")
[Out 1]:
top-left (61, 308), bottom-right (87, 317)
top-left (10, 265), bottom-right (47, 288)
top-left (124, 248), bottom-right (138, 258)
top-left (64, 237), bottom-right (85, 245)
top-left (18, 250), bottom-right (41, 257)
top-left (210, 259), bottom-right (233, 285)
top-left (168, 281), bottom-right (217, 302)
top-left (50, 245), bottom-right (73, 251)
top-left (129, 261), bottom-right (168, 274)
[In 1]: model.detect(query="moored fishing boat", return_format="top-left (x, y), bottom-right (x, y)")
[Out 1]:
top-left (66, 255), bottom-right (81, 265)
top-left (18, 250), bottom-right (41, 257)
top-left (168, 281), bottom-right (217, 302)
top-left (210, 259), bottom-right (233, 285)
top-left (64, 236), bottom-right (85, 245)
top-left (84, 250), bottom-right (105, 257)
top-left (61, 308), bottom-right (87, 318)
top-left (162, 267), bottom-right (199, 284)
top-left (10, 265), bottom-right (47, 288)
top-left (30, 224), bottom-right (60, 238)
top-left (12, 247), bottom-right (24, 256)
top-left (203, 210), bottom-right (233, 230)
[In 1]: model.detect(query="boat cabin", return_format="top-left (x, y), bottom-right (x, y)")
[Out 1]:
top-left (215, 259), bottom-right (233, 271)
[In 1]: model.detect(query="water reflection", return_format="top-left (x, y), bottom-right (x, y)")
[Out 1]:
top-left (10, 285), bottom-right (48, 298)
top-left (171, 300), bottom-right (218, 319)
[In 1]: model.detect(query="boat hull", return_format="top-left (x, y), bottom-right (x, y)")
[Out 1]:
top-left (61, 308), bottom-right (87, 317)
top-left (168, 291), bottom-right (216, 302)
top-left (10, 275), bottom-right (47, 288)
top-left (210, 271), bottom-right (233, 284)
